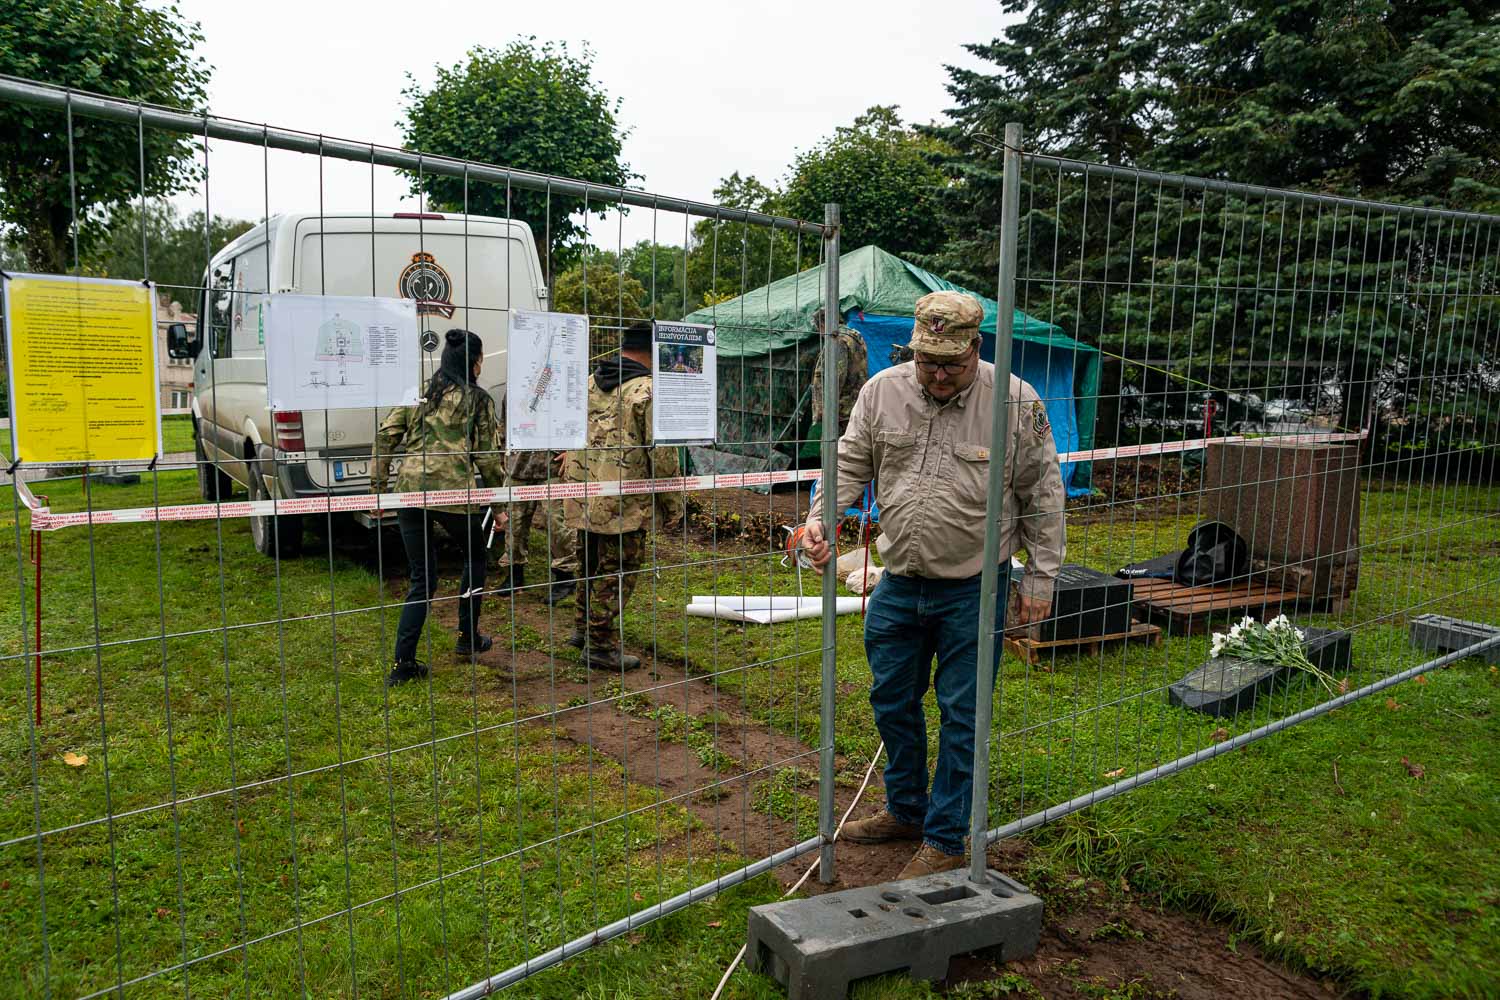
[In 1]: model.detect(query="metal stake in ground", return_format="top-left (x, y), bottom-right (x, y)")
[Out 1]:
top-left (818, 202), bottom-right (842, 884)
top-left (969, 123), bottom-right (1024, 885)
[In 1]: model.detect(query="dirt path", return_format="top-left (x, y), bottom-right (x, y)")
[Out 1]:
top-left (416, 552), bottom-right (1344, 999)
top-left (431, 591), bottom-right (872, 877)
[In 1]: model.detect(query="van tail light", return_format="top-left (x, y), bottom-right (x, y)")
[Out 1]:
top-left (273, 411), bottom-right (305, 452)
top-left (394, 212), bottom-right (446, 220)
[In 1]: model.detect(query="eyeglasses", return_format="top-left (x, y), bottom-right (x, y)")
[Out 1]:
top-left (914, 349), bottom-right (975, 376)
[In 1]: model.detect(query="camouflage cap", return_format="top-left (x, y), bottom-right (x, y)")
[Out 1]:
top-left (907, 291), bottom-right (983, 357)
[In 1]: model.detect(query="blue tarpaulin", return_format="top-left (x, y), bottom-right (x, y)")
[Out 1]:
top-left (684, 246), bottom-right (1101, 504)
top-left (846, 313), bottom-right (1087, 498)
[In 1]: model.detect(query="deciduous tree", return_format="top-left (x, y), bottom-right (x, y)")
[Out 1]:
top-left (0, 0), bottom-right (211, 274)
top-left (399, 39), bottom-right (633, 275)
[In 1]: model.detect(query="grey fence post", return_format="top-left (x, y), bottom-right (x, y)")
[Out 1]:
top-left (819, 202), bottom-right (841, 884)
top-left (969, 123), bottom-right (1023, 884)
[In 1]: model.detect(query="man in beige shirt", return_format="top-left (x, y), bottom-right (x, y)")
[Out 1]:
top-left (804, 290), bottom-right (1065, 879)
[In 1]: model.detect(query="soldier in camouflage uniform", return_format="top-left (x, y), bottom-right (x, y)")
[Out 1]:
top-left (371, 328), bottom-right (507, 686)
top-left (495, 392), bottom-right (580, 603)
top-left (810, 307), bottom-right (869, 430)
top-left (562, 320), bottom-right (685, 670)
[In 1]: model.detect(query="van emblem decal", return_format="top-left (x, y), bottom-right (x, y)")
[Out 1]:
top-left (398, 251), bottom-right (455, 318)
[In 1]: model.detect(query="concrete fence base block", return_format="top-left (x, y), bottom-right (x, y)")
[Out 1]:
top-left (1410, 614), bottom-right (1500, 665)
top-left (745, 868), bottom-right (1042, 1000)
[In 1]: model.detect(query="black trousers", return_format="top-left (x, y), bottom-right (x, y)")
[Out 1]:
top-left (394, 508), bottom-right (487, 662)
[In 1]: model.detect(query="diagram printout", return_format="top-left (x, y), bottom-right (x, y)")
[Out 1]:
top-left (265, 294), bottom-right (421, 411)
top-left (506, 309), bottom-right (587, 451)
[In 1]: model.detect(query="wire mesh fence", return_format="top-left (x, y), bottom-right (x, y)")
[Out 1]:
top-left (2, 75), bottom-right (1498, 1000)
top-left (970, 128), bottom-right (1500, 859)
top-left (0, 76), bottom-right (848, 999)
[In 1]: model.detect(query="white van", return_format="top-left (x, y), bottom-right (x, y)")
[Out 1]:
top-left (166, 212), bottom-right (547, 556)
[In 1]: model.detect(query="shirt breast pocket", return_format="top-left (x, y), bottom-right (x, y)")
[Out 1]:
top-left (875, 430), bottom-right (917, 495)
top-left (951, 441), bottom-right (991, 509)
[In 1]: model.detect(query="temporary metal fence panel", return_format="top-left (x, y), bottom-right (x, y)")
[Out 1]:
top-left (969, 124), bottom-right (1500, 872)
top-left (0, 75), bottom-right (844, 999)
top-left (4, 75), bottom-right (1498, 1000)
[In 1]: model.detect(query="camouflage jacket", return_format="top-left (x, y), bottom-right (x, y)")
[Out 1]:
top-left (810, 325), bottom-right (869, 428)
top-left (497, 391), bottom-right (557, 484)
top-left (562, 360), bottom-right (685, 534)
top-left (371, 381), bottom-right (507, 512)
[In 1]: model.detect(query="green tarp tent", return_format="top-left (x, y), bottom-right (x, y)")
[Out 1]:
top-left (683, 245), bottom-right (1101, 493)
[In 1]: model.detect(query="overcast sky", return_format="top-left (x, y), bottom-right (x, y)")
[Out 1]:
top-left (170, 0), bottom-right (1011, 248)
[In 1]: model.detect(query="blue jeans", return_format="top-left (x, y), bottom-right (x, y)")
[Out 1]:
top-left (864, 568), bottom-right (1009, 857)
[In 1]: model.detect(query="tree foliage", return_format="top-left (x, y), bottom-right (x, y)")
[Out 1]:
top-left (550, 251), bottom-right (648, 359)
top-left (399, 39), bottom-right (633, 275)
top-left (620, 240), bottom-right (689, 320)
top-left (82, 202), bottom-right (253, 299)
top-left (0, 0), bottom-right (211, 274)
top-left (779, 106), bottom-right (952, 259)
top-left (550, 252), bottom-right (647, 318)
top-left (929, 0), bottom-right (1500, 459)
top-left (684, 173), bottom-right (803, 306)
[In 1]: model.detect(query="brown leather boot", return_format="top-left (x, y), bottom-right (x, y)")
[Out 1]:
top-left (897, 843), bottom-right (966, 880)
top-left (841, 810), bottom-right (921, 844)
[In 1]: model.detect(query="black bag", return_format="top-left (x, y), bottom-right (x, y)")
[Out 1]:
top-left (1173, 520), bottom-right (1249, 587)
top-left (1116, 552), bottom-right (1178, 580)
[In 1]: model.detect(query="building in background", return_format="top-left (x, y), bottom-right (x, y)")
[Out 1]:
top-left (158, 297), bottom-right (194, 411)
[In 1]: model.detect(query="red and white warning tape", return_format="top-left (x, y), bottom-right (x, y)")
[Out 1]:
top-left (18, 469), bottom-right (823, 532)
top-left (14, 429), bottom-right (1364, 533)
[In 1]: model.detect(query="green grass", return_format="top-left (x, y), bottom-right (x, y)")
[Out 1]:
top-left (160, 414), bottom-right (194, 456)
top-left (0, 474), bottom-right (777, 999)
top-left (0, 474), bottom-right (1496, 998)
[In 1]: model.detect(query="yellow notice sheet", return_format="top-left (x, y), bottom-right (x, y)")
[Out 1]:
top-left (4, 273), bottom-right (162, 464)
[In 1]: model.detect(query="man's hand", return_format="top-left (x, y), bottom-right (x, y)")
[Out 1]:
top-left (490, 507), bottom-right (509, 532)
top-left (801, 520), bottom-right (834, 573)
top-left (1015, 594), bottom-right (1052, 626)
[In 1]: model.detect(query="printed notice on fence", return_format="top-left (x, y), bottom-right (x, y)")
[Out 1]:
top-left (651, 321), bottom-right (717, 444)
top-left (3, 273), bottom-right (162, 464)
top-left (265, 294), bottom-right (421, 411)
top-left (506, 309), bottom-right (587, 450)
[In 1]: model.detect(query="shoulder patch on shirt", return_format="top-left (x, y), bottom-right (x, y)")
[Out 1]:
top-left (1031, 402), bottom-right (1050, 437)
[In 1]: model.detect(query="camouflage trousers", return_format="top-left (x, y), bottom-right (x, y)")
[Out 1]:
top-left (499, 496), bottom-right (579, 573)
top-left (577, 530), bottom-right (646, 648)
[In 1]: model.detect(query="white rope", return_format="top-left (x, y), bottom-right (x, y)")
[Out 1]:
top-left (708, 742), bottom-right (885, 1000)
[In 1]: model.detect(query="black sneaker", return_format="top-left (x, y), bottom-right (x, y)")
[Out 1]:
top-left (386, 659), bottom-right (430, 687)
top-left (565, 629), bottom-right (586, 650)
top-left (543, 571), bottom-right (577, 606)
top-left (455, 632), bottom-right (493, 656)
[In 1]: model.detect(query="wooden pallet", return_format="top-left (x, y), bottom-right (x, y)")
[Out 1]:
top-left (1004, 621), bottom-right (1163, 666)
top-left (1127, 578), bottom-right (1324, 635)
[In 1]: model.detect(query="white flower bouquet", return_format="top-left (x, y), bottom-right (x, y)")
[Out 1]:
top-left (1208, 614), bottom-right (1336, 692)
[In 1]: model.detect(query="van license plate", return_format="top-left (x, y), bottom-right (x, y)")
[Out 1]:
top-left (333, 460), bottom-right (368, 482)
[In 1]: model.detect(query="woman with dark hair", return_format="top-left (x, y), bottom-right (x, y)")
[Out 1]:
top-left (371, 328), bottom-right (508, 686)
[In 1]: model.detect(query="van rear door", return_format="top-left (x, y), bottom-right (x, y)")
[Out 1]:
top-left (291, 216), bottom-right (542, 489)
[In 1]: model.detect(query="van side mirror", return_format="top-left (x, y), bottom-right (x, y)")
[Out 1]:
top-left (166, 322), bottom-right (200, 360)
